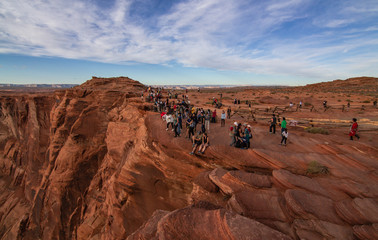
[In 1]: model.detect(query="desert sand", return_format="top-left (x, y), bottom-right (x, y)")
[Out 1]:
top-left (0, 76), bottom-right (377, 239)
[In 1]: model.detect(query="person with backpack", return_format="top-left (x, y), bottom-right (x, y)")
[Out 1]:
top-left (349, 118), bottom-right (360, 140)
top-left (269, 114), bottom-right (277, 134)
top-left (281, 128), bottom-right (288, 146)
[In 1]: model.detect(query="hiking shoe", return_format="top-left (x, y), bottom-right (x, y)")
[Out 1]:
top-left (189, 152), bottom-right (194, 155)
top-left (166, 128), bottom-right (169, 131)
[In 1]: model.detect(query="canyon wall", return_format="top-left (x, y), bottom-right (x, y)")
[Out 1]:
top-left (0, 77), bottom-right (377, 240)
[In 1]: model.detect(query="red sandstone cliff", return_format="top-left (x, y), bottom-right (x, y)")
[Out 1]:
top-left (0, 77), bottom-right (377, 239)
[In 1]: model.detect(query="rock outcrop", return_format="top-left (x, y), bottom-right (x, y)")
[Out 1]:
top-left (0, 76), bottom-right (377, 239)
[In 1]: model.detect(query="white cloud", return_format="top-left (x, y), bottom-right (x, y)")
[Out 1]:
top-left (0, 0), bottom-right (377, 82)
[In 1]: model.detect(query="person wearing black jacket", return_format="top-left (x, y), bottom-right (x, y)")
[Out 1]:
top-left (269, 114), bottom-right (277, 134)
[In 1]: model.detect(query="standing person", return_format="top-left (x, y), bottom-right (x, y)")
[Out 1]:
top-left (281, 117), bottom-right (287, 133)
top-left (281, 129), bottom-right (288, 146)
top-left (227, 107), bottom-right (231, 119)
top-left (186, 117), bottom-right (193, 139)
top-left (269, 114), bottom-right (277, 134)
top-left (349, 118), bottom-right (360, 140)
top-left (244, 126), bottom-right (251, 149)
top-left (205, 111), bottom-right (211, 133)
top-left (299, 101), bottom-right (302, 108)
top-left (166, 113), bottom-right (174, 131)
top-left (173, 115), bottom-right (179, 137)
top-left (229, 125), bottom-right (235, 146)
top-left (212, 109), bottom-right (217, 123)
top-left (221, 110), bottom-right (226, 127)
top-left (247, 125), bottom-right (252, 148)
top-left (177, 113), bottom-right (182, 136)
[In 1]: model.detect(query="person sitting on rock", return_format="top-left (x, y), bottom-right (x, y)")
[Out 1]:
top-left (198, 132), bottom-right (209, 154)
top-left (349, 118), bottom-right (360, 140)
top-left (190, 131), bottom-right (203, 155)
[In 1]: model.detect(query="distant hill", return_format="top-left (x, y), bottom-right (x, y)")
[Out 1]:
top-left (296, 77), bottom-right (378, 95)
top-left (0, 83), bottom-right (77, 89)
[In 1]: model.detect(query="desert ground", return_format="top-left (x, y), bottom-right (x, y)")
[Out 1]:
top-left (0, 76), bottom-right (377, 239)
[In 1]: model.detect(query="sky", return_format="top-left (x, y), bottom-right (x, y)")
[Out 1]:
top-left (0, 0), bottom-right (378, 86)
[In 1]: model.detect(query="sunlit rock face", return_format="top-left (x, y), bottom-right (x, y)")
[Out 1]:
top-left (0, 76), bottom-right (377, 240)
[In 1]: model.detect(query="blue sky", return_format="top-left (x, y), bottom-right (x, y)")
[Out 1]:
top-left (0, 0), bottom-right (377, 86)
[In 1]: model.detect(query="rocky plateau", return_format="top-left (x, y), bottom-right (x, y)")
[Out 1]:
top-left (0, 76), bottom-right (377, 239)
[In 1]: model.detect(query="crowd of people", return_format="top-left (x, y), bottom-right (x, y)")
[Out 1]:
top-left (145, 87), bottom-right (363, 156)
top-left (148, 87), bottom-right (218, 155)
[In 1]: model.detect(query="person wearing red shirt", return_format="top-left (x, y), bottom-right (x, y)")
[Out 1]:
top-left (349, 118), bottom-right (360, 140)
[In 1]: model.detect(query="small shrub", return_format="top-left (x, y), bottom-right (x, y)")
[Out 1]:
top-left (305, 127), bottom-right (329, 135)
top-left (307, 161), bottom-right (329, 175)
top-left (304, 102), bottom-right (312, 107)
top-left (337, 99), bottom-right (341, 102)
top-left (362, 100), bottom-right (370, 103)
top-left (284, 96), bottom-right (289, 99)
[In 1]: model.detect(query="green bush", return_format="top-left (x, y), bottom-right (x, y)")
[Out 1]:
top-left (307, 161), bottom-right (329, 175)
top-left (304, 102), bottom-right (312, 106)
top-left (305, 127), bottom-right (329, 135)
top-left (362, 100), bottom-right (370, 103)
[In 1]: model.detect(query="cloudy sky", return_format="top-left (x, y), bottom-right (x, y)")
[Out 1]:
top-left (0, 0), bottom-right (377, 85)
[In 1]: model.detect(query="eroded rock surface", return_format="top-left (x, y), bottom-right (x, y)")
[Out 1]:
top-left (0, 76), bottom-right (377, 239)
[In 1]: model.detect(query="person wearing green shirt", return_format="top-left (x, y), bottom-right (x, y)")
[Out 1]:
top-left (281, 117), bottom-right (287, 133)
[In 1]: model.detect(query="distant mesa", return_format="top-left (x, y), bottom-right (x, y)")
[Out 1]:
top-left (0, 83), bottom-right (77, 89)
